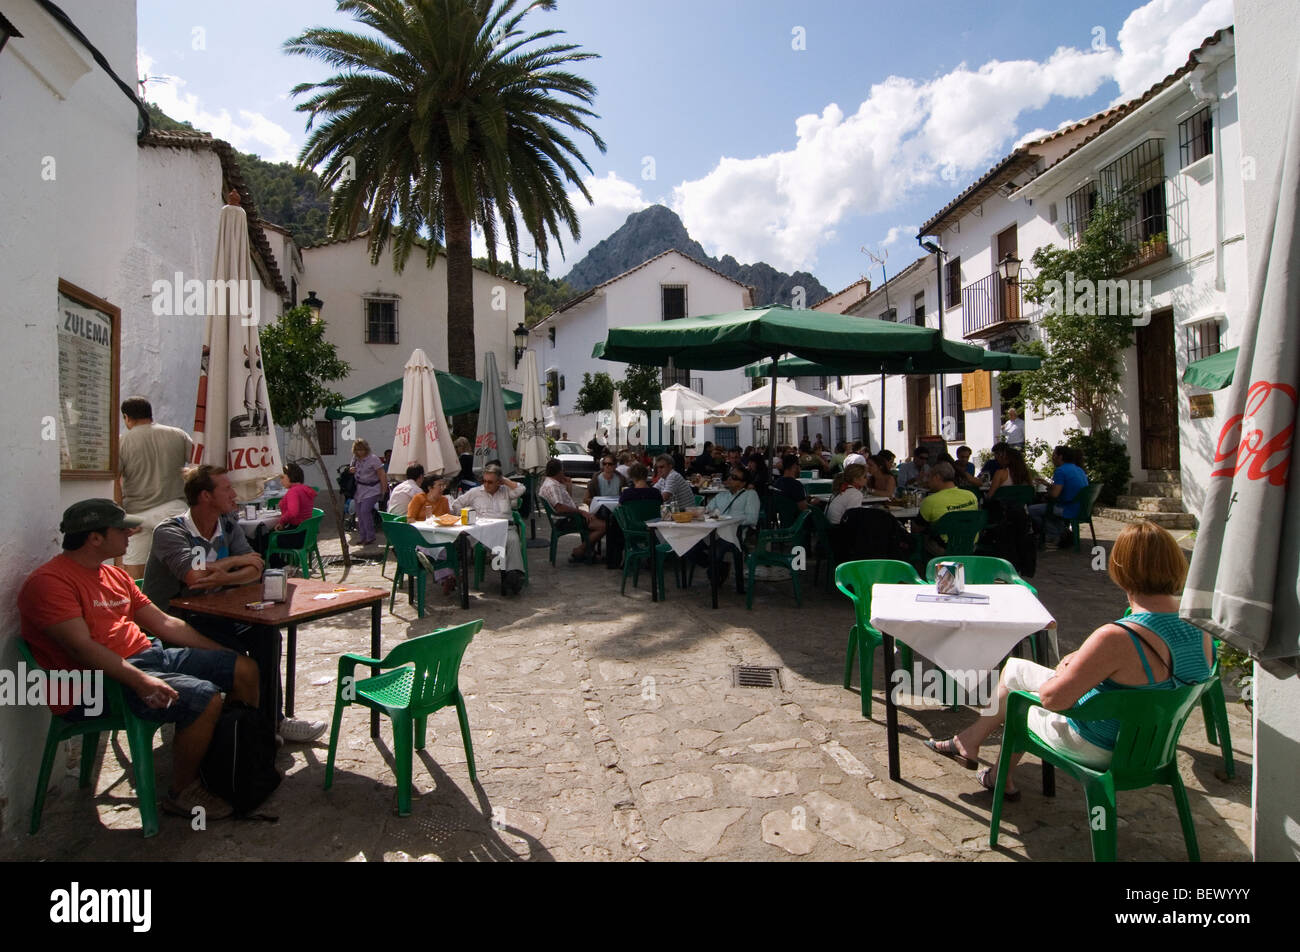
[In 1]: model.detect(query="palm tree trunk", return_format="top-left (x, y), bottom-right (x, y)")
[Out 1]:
top-left (442, 164), bottom-right (477, 439)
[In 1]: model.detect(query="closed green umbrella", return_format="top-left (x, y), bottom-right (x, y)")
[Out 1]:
top-left (594, 305), bottom-right (993, 460)
top-left (326, 371), bottom-right (522, 421)
top-left (1182, 346), bottom-right (1239, 392)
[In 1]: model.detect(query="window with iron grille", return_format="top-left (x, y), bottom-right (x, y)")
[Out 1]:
top-left (315, 419), bottom-right (336, 456)
top-left (835, 413), bottom-right (846, 446)
top-left (1065, 182), bottom-right (1097, 246)
top-left (1179, 106), bottom-right (1213, 168)
top-left (713, 426), bottom-right (738, 449)
top-left (1098, 139), bottom-right (1168, 243)
top-left (945, 257), bottom-right (962, 309)
top-left (662, 285), bottom-right (687, 321)
top-left (944, 384), bottom-right (965, 441)
top-left (546, 370), bottom-right (559, 407)
top-left (1186, 320), bottom-right (1221, 362)
top-left (661, 364), bottom-right (691, 388)
top-left (364, 297), bottom-right (398, 344)
top-left (912, 291), bottom-right (925, 325)
top-left (879, 307), bottom-right (897, 322)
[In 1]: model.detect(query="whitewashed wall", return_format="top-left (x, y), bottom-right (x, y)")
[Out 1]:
top-left (301, 240), bottom-right (525, 473)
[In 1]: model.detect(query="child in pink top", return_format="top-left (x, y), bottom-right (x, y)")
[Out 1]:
top-left (275, 463), bottom-right (317, 529)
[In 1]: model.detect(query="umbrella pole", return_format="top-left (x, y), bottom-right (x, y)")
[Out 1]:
top-left (769, 357), bottom-right (779, 465)
top-left (880, 374), bottom-right (886, 455)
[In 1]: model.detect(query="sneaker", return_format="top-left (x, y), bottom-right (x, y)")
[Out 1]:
top-left (163, 780), bottom-right (233, 820)
top-left (278, 716), bottom-right (328, 744)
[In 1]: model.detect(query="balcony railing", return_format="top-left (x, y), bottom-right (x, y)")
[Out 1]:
top-left (662, 367), bottom-right (704, 393)
top-left (961, 272), bottom-right (1028, 339)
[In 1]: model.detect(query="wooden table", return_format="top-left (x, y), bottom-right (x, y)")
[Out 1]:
top-left (172, 579), bottom-right (388, 738)
top-left (869, 582), bottom-right (1056, 785)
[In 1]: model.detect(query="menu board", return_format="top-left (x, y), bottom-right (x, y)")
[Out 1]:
top-left (57, 280), bottom-right (119, 478)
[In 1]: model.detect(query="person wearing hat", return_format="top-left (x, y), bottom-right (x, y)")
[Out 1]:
top-left (18, 499), bottom-right (260, 820)
top-left (144, 465), bottom-right (327, 744)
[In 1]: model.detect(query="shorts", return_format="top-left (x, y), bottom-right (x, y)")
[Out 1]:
top-left (121, 645), bottom-right (237, 728)
top-left (1002, 658), bottom-right (1113, 770)
top-left (124, 499), bottom-right (189, 564)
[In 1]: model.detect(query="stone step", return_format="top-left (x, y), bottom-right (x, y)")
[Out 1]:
top-left (1129, 481), bottom-right (1183, 498)
top-left (1095, 507), bottom-right (1198, 529)
top-left (1116, 495), bottom-right (1186, 513)
top-left (1145, 469), bottom-right (1181, 483)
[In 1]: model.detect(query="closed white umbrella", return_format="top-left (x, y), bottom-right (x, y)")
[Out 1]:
top-left (190, 191), bottom-right (281, 500)
top-left (711, 379), bottom-right (839, 418)
top-left (1181, 72), bottom-right (1300, 662)
top-left (517, 349), bottom-right (549, 473)
top-left (474, 350), bottom-right (517, 474)
top-left (390, 348), bottom-right (457, 475)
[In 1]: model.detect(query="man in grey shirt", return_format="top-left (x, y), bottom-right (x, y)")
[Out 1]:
top-left (117, 396), bottom-right (193, 579)
top-left (652, 454), bottom-right (695, 510)
top-left (144, 464), bottom-right (326, 744)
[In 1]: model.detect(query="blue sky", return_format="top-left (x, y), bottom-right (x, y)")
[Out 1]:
top-left (137, 0), bottom-right (1234, 293)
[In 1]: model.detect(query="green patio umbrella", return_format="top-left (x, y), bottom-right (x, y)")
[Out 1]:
top-left (1182, 346), bottom-right (1239, 391)
top-left (593, 305), bottom-right (992, 459)
top-left (744, 350), bottom-right (1041, 378)
top-left (326, 371), bottom-right (522, 422)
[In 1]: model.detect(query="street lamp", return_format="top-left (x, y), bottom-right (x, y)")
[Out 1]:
top-left (513, 322), bottom-right (529, 367)
top-left (998, 254), bottom-right (1022, 285)
top-left (303, 290), bottom-right (323, 322)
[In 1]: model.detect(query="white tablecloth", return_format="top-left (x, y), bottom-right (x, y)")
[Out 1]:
top-left (588, 496), bottom-right (621, 513)
top-left (411, 517), bottom-right (510, 554)
top-left (237, 509), bottom-right (281, 539)
top-left (869, 583), bottom-right (1055, 673)
top-left (647, 516), bottom-right (742, 556)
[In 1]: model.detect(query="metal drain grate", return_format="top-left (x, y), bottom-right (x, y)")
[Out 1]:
top-left (732, 665), bottom-right (782, 689)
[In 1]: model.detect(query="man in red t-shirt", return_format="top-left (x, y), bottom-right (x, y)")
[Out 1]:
top-left (18, 499), bottom-right (259, 821)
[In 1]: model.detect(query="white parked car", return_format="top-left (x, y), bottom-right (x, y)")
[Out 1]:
top-left (552, 441), bottom-right (599, 478)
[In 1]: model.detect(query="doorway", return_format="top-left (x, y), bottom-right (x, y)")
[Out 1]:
top-left (1136, 308), bottom-right (1179, 471)
top-left (995, 225), bottom-right (1020, 322)
top-left (907, 377), bottom-right (934, 450)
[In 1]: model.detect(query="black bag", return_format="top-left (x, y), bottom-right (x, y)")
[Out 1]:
top-left (200, 701), bottom-right (281, 817)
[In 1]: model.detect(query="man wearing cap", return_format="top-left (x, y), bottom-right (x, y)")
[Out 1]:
top-left (144, 464), bottom-right (326, 744)
top-left (116, 396), bottom-right (193, 580)
top-left (18, 499), bottom-right (260, 819)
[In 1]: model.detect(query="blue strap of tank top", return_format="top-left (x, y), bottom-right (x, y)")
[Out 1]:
top-left (1114, 621), bottom-right (1157, 685)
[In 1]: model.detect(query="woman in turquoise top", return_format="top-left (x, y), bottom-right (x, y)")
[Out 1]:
top-left (925, 521), bottom-right (1213, 800)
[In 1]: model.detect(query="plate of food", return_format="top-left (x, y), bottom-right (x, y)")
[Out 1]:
top-left (435, 513), bottom-right (461, 526)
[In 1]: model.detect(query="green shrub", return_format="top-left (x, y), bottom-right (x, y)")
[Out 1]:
top-left (1064, 427), bottom-right (1130, 505)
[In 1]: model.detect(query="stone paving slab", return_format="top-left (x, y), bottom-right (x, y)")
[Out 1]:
top-left (2, 517), bottom-right (1252, 862)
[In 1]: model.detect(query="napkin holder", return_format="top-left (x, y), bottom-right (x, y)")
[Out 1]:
top-left (262, 569), bottom-right (288, 603)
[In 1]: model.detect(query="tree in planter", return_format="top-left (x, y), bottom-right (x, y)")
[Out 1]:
top-left (259, 305), bottom-right (355, 576)
top-left (1015, 194), bottom-right (1139, 432)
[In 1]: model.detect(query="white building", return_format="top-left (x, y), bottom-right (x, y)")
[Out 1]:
top-left (0, 0), bottom-right (292, 835)
top-left (299, 235), bottom-right (527, 472)
top-left (527, 250), bottom-right (754, 449)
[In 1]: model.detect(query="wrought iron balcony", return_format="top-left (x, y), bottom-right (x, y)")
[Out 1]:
top-left (961, 271), bottom-right (1028, 340)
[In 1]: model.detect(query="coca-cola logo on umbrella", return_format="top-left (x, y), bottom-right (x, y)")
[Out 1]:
top-left (1212, 380), bottom-right (1296, 486)
top-left (475, 432), bottom-right (498, 451)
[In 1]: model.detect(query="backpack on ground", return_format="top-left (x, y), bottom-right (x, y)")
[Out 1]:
top-left (200, 701), bottom-right (281, 818)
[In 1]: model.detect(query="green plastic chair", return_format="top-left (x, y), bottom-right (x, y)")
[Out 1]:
top-left (383, 520), bottom-right (458, 618)
top-left (378, 511), bottom-right (407, 579)
top-left (928, 509), bottom-right (987, 557)
top-left (806, 504), bottom-right (835, 590)
top-left (324, 620), bottom-right (483, 816)
top-left (472, 510), bottom-right (531, 589)
top-left (614, 505), bottom-right (677, 598)
top-left (1048, 482), bottom-right (1104, 550)
top-left (746, 510), bottom-right (812, 609)
top-left (991, 681), bottom-right (1209, 861)
top-left (1119, 608), bottom-right (1233, 780)
top-left (265, 494), bottom-right (285, 509)
top-left (539, 497), bottom-right (589, 566)
top-left (990, 484), bottom-right (1035, 506)
top-left (265, 508), bottom-right (326, 579)
top-left (834, 560), bottom-right (923, 718)
top-left (924, 555), bottom-right (1036, 595)
top-left (18, 639), bottom-right (163, 837)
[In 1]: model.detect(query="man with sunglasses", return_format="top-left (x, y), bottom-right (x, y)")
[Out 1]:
top-left (457, 463), bottom-right (527, 594)
top-left (689, 467), bottom-right (761, 586)
top-left (589, 455), bottom-right (627, 500)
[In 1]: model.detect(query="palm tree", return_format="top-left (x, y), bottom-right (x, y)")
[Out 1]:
top-left (285, 0), bottom-right (605, 387)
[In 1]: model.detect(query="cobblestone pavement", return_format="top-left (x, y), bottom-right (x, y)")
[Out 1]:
top-left (6, 516), bottom-right (1252, 862)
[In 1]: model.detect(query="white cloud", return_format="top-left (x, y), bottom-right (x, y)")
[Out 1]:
top-left (649, 0), bottom-right (1233, 273)
top-left (879, 225), bottom-right (918, 249)
top-left (1111, 0), bottom-right (1234, 100)
top-left (138, 50), bottom-right (299, 163)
